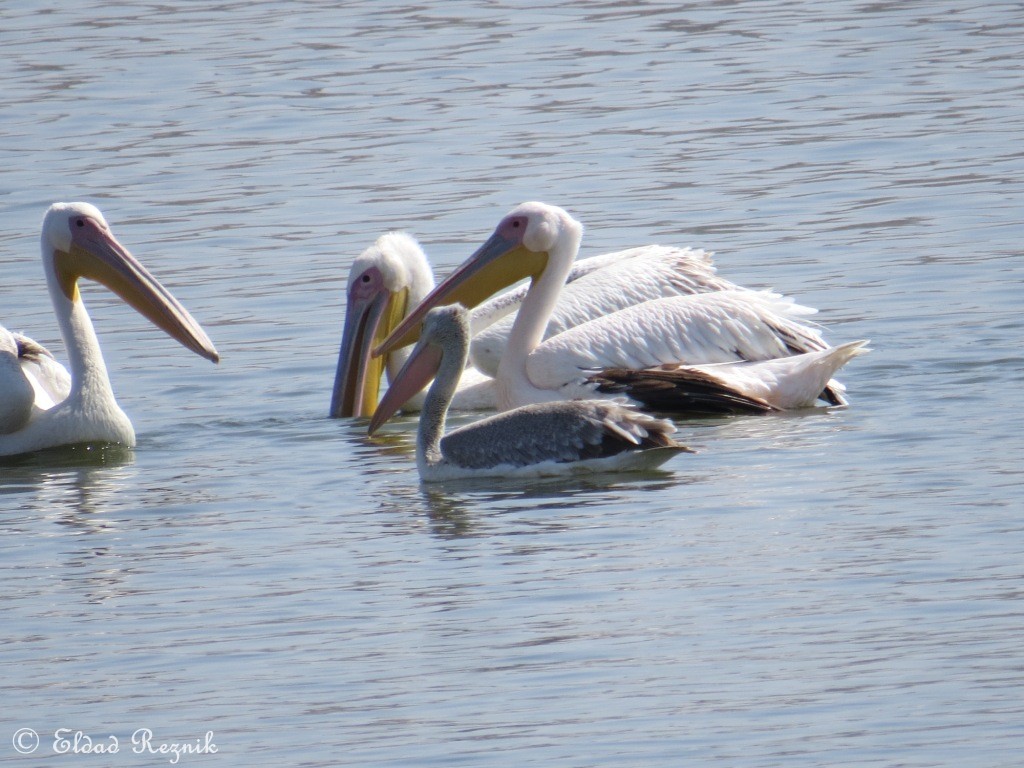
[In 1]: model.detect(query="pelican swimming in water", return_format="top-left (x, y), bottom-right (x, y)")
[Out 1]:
top-left (331, 232), bottom-right (493, 418)
top-left (368, 304), bottom-right (690, 480)
top-left (0, 202), bottom-right (218, 457)
top-left (465, 240), bottom-right (776, 378)
top-left (376, 202), bottom-right (866, 414)
top-left (331, 230), bottom-right (761, 418)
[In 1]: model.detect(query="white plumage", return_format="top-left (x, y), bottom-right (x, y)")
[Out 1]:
top-left (19, 335), bottom-right (71, 406)
top-left (334, 230), bottom-right (764, 417)
top-left (0, 202), bottom-right (218, 458)
top-left (523, 291), bottom-right (826, 393)
top-left (376, 202), bottom-right (866, 415)
top-left (469, 243), bottom-right (763, 377)
top-left (331, 232), bottom-right (493, 418)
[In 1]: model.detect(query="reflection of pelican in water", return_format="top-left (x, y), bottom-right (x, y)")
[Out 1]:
top-left (331, 229), bottom-right (749, 418)
top-left (377, 202), bottom-right (868, 415)
top-left (2, 456), bottom-right (135, 529)
top-left (369, 304), bottom-right (691, 481)
top-left (1, 203), bottom-right (218, 457)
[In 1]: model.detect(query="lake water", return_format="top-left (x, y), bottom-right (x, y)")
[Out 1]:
top-left (2, 1), bottom-right (1023, 765)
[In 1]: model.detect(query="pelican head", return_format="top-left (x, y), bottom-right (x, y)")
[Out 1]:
top-left (330, 232), bottom-right (434, 418)
top-left (42, 202), bottom-right (219, 363)
top-left (368, 304), bottom-right (470, 436)
top-left (373, 202), bottom-right (582, 357)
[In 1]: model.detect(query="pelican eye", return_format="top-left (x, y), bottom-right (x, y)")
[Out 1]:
top-left (76, 219), bottom-right (86, 227)
top-left (361, 274), bottom-right (371, 282)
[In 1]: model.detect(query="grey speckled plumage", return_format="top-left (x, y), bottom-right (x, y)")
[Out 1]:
top-left (369, 304), bottom-right (692, 480)
top-left (440, 399), bottom-right (688, 470)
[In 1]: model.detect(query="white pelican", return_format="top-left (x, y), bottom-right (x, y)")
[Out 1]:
top-left (368, 305), bottom-right (690, 481)
top-left (330, 232), bottom-right (493, 418)
top-left (376, 202), bottom-right (865, 414)
top-left (0, 202), bottom-right (219, 457)
top-left (466, 241), bottom-right (764, 378)
top-left (331, 231), bottom-right (752, 417)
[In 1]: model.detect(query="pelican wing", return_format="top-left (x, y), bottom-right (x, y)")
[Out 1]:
top-left (590, 366), bottom-right (778, 414)
top-left (1, 328), bottom-right (36, 433)
top-left (440, 400), bottom-right (685, 469)
top-left (14, 333), bottom-right (71, 408)
top-left (589, 339), bottom-right (869, 413)
top-left (523, 291), bottom-right (829, 394)
top-left (469, 244), bottom-right (713, 333)
top-left (470, 246), bottom-right (748, 376)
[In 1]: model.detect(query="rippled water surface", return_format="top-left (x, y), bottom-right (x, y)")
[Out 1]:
top-left (2, 2), bottom-right (1023, 765)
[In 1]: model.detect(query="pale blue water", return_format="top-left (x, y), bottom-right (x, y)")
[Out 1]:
top-left (2, 1), bottom-right (1023, 766)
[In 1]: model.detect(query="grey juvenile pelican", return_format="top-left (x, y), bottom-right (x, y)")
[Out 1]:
top-left (368, 304), bottom-right (691, 481)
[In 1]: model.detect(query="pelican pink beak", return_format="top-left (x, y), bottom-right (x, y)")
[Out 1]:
top-left (54, 211), bottom-right (219, 363)
top-left (330, 265), bottom-right (409, 418)
top-left (372, 213), bottom-right (548, 358)
top-left (367, 333), bottom-right (443, 436)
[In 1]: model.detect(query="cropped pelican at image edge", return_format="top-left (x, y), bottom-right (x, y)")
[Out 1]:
top-left (0, 202), bottom-right (218, 457)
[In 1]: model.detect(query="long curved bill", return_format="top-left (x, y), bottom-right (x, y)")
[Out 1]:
top-left (60, 219), bottom-right (219, 363)
top-left (372, 229), bottom-right (547, 359)
top-left (330, 286), bottom-right (408, 418)
top-left (367, 336), bottom-right (443, 436)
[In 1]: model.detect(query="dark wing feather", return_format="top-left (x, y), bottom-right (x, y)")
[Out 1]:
top-left (14, 333), bottom-right (57, 364)
top-left (592, 366), bottom-right (777, 415)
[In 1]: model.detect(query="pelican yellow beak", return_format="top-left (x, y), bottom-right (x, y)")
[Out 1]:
top-left (330, 284), bottom-right (409, 418)
top-left (54, 217), bottom-right (219, 363)
top-left (367, 333), bottom-right (442, 436)
top-left (373, 228), bottom-right (548, 358)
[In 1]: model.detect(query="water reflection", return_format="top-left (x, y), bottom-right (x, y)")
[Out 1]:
top-left (417, 474), bottom-right (688, 539)
top-left (1, 456), bottom-right (139, 605)
top-left (1, 445), bottom-right (135, 518)
top-left (57, 543), bottom-right (136, 606)
top-left (4, 1), bottom-right (1023, 763)
top-left (0, 442), bottom-right (134, 472)
top-left (355, 461), bottom-right (689, 540)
